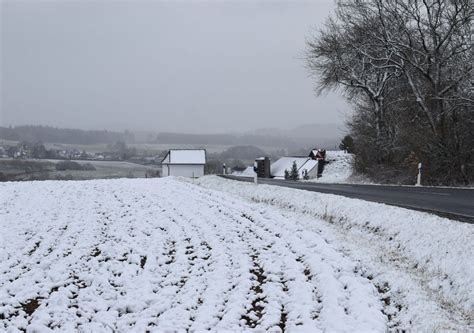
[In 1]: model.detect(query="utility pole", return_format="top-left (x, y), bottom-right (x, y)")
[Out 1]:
top-left (416, 162), bottom-right (422, 186)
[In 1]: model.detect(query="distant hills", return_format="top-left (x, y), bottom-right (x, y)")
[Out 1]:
top-left (155, 132), bottom-right (296, 148)
top-left (0, 126), bottom-right (134, 145)
top-left (248, 123), bottom-right (346, 139)
top-left (246, 123), bottom-right (346, 148)
top-left (0, 124), bottom-right (345, 149)
top-left (152, 123), bottom-right (345, 149)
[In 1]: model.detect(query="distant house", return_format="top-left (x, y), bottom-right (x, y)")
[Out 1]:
top-left (309, 149), bottom-right (326, 161)
top-left (270, 156), bottom-right (318, 179)
top-left (161, 149), bottom-right (206, 178)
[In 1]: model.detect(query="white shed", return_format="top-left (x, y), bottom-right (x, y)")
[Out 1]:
top-left (161, 149), bottom-right (206, 177)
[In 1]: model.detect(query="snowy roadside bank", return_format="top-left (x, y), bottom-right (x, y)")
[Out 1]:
top-left (194, 176), bottom-right (474, 329)
top-left (307, 151), bottom-right (356, 184)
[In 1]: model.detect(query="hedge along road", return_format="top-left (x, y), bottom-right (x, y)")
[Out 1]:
top-left (220, 175), bottom-right (474, 223)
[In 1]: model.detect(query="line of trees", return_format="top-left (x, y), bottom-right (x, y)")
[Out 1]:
top-left (307, 0), bottom-right (473, 185)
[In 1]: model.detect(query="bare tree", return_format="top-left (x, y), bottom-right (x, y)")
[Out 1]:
top-left (307, 0), bottom-right (473, 184)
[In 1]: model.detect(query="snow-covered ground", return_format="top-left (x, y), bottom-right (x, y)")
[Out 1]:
top-left (1, 177), bottom-right (473, 332)
top-left (234, 166), bottom-right (256, 178)
top-left (195, 176), bottom-right (474, 331)
top-left (308, 150), bottom-right (354, 183)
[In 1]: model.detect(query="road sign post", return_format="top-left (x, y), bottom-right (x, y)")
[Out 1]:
top-left (416, 162), bottom-right (422, 186)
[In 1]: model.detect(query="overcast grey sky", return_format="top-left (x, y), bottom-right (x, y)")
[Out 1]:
top-left (1, 0), bottom-right (349, 134)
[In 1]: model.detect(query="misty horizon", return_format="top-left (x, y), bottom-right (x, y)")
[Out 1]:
top-left (1, 0), bottom-right (350, 134)
top-left (0, 121), bottom-right (347, 136)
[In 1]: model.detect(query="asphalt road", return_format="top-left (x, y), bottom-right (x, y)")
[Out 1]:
top-left (220, 175), bottom-right (474, 223)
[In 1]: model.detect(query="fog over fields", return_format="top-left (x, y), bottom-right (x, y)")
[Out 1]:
top-left (1, 0), bottom-right (349, 134)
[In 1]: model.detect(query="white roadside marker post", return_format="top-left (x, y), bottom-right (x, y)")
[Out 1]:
top-left (253, 161), bottom-right (258, 185)
top-left (416, 162), bottom-right (422, 186)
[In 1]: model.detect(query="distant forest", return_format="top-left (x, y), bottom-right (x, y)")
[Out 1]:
top-left (1, 126), bottom-right (326, 149)
top-left (0, 126), bottom-right (135, 145)
top-left (0, 125), bottom-right (340, 150)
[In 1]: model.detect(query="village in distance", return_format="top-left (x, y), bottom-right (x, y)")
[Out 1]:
top-left (0, 124), bottom-right (351, 183)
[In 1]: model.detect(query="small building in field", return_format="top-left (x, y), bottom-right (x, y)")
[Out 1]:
top-left (161, 149), bottom-right (206, 177)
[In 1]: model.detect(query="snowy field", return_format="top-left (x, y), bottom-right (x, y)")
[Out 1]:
top-left (1, 177), bottom-right (473, 332)
top-left (195, 177), bottom-right (474, 331)
top-left (0, 158), bottom-right (160, 181)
